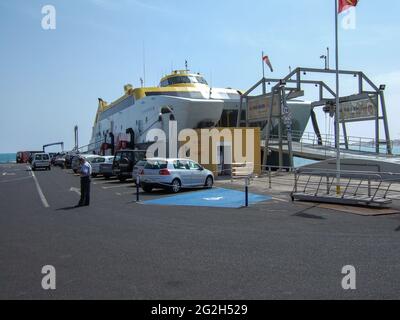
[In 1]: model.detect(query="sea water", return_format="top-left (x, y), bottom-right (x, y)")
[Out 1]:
top-left (0, 153), bottom-right (17, 164)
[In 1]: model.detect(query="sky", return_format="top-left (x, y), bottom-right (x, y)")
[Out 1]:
top-left (0, 0), bottom-right (399, 153)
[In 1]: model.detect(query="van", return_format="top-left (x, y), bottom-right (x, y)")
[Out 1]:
top-left (32, 153), bottom-right (51, 171)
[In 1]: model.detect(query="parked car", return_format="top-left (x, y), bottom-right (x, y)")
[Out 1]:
top-left (64, 153), bottom-right (73, 169)
top-left (71, 154), bottom-right (97, 173)
top-left (112, 150), bottom-right (146, 182)
top-left (140, 158), bottom-right (214, 193)
top-left (99, 161), bottom-right (114, 179)
top-left (54, 155), bottom-right (66, 168)
top-left (132, 160), bottom-right (147, 184)
top-left (90, 156), bottom-right (114, 177)
top-left (28, 151), bottom-right (43, 164)
top-left (31, 153), bottom-right (51, 171)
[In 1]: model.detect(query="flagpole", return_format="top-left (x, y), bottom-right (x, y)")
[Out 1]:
top-left (335, 0), bottom-right (341, 194)
top-left (262, 51), bottom-right (266, 94)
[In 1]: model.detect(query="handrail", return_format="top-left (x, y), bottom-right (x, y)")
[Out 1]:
top-left (264, 131), bottom-right (396, 156)
top-left (291, 168), bottom-right (398, 202)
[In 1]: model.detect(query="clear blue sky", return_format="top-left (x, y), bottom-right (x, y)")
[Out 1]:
top-left (1, 0), bottom-right (399, 152)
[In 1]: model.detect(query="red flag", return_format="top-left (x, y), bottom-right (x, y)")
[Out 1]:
top-left (262, 55), bottom-right (274, 72)
top-left (338, 0), bottom-right (358, 13)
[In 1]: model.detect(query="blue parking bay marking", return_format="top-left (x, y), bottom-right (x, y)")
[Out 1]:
top-left (142, 188), bottom-right (272, 208)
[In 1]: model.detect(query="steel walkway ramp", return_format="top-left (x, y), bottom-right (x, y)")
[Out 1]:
top-left (291, 192), bottom-right (392, 208)
top-left (290, 168), bottom-right (400, 208)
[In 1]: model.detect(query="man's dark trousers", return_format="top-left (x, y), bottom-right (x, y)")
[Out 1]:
top-left (79, 176), bottom-right (91, 206)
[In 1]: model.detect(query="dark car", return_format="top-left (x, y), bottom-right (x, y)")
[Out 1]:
top-left (99, 162), bottom-right (114, 179)
top-left (112, 150), bottom-right (146, 182)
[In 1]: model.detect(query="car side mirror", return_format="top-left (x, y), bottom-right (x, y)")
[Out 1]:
top-left (199, 167), bottom-right (204, 171)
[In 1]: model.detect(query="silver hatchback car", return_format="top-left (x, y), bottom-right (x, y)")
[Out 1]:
top-left (140, 158), bottom-right (214, 193)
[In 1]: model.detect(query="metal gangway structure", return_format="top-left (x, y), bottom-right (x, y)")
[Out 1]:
top-left (267, 130), bottom-right (400, 164)
top-left (291, 168), bottom-right (400, 208)
top-left (237, 67), bottom-right (394, 168)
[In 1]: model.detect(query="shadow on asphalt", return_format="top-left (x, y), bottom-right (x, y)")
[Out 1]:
top-left (292, 204), bottom-right (326, 220)
top-left (55, 206), bottom-right (81, 211)
top-left (294, 212), bottom-right (325, 220)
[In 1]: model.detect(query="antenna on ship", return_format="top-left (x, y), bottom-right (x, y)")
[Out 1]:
top-left (140, 78), bottom-right (144, 88)
top-left (142, 41), bottom-right (146, 87)
top-left (185, 60), bottom-right (188, 71)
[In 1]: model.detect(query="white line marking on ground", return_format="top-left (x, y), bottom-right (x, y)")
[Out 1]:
top-left (115, 191), bottom-right (134, 196)
top-left (102, 184), bottom-right (135, 190)
top-left (272, 197), bottom-right (289, 203)
top-left (28, 166), bottom-right (50, 208)
top-left (69, 187), bottom-right (81, 196)
top-left (2, 172), bottom-right (16, 176)
top-left (0, 176), bottom-right (32, 184)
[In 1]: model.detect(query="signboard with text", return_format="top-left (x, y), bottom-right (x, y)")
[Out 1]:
top-left (247, 95), bottom-right (281, 121)
top-left (339, 96), bottom-right (378, 122)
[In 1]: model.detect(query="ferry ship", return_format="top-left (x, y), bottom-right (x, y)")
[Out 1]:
top-left (88, 70), bottom-right (311, 154)
top-left (89, 70), bottom-right (243, 154)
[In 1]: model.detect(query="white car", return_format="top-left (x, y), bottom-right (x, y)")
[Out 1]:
top-left (32, 153), bottom-right (51, 171)
top-left (140, 158), bottom-right (214, 193)
top-left (90, 156), bottom-right (114, 177)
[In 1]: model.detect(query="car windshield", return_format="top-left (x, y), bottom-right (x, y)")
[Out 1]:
top-left (145, 160), bottom-right (168, 169)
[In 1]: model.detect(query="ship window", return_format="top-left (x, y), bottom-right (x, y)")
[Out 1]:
top-left (195, 76), bottom-right (208, 85)
top-left (160, 75), bottom-right (208, 87)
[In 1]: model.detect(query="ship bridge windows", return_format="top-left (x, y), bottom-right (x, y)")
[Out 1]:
top-left (145, 91), bottom-right (204, 99)
top-left (160, 75), bottom-right (208, 87)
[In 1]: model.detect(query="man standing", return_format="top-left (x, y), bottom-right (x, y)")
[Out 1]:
top-left (76, 156), bottom-right (92, 207)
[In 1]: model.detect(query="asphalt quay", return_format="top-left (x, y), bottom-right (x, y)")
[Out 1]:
top-left (1, 163), bottom-right (400, 299)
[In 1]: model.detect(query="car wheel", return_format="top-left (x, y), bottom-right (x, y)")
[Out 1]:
top-left (205, 176), bottom-right (213, 188)
top-left (119, 176), bottom-right (127, 182)
top-left (104, 175), bottom-right (110, 180)
top-left (32, 166), bottom-right (36, 171)
top-left (91, 173), bottom-right (97, 178)
top-left (141, 184), bottom-right (153, 193)
top-left (48, 166), bottom-right (51, 171)
top-left (73, 169), bottom-right (77, 174)
top-left (170, 179), bottom-right (181, 193)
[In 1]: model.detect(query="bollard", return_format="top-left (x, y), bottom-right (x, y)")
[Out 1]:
top-left (245, 177), bottom-right (249, 207)
top-left (136, 175), bottom-right (140, 202)
top-left (268, 167), bottom-right (272, 189)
